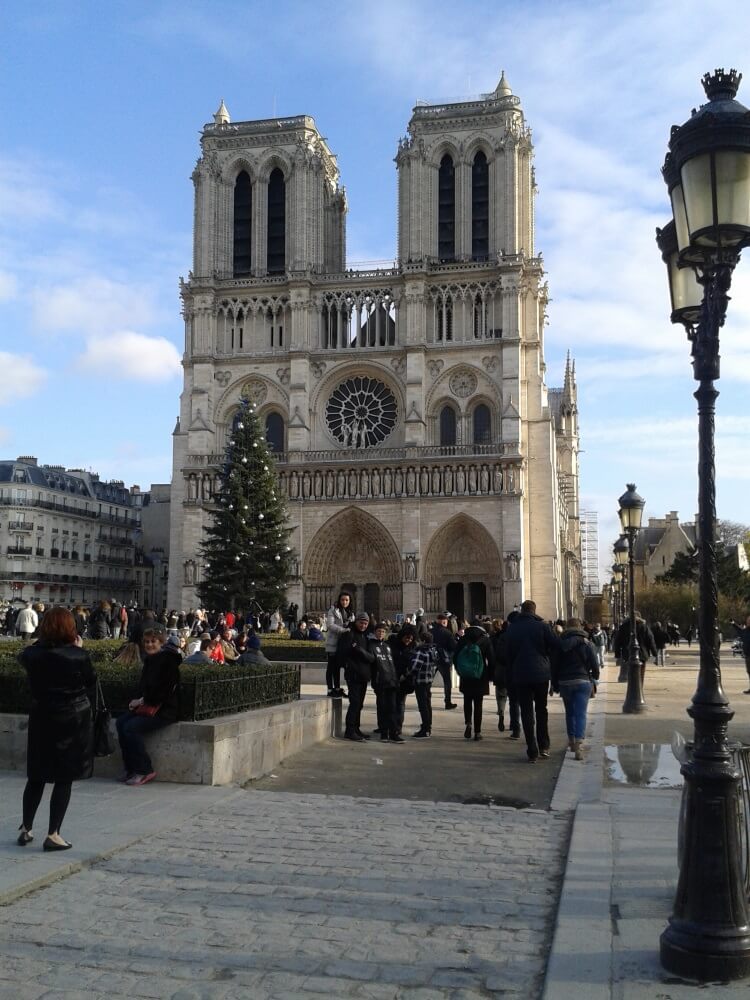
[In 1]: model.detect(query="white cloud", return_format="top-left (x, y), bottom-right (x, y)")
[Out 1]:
top-left (77, 331), bottom-right (182, 381)
top-left (0, 352), bottom-right (47, 404)
top-left (31, 276), bottom-right (163, 336)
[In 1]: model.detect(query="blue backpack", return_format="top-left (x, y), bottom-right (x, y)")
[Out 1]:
top-left (455, 640), bottom-right (484, 680)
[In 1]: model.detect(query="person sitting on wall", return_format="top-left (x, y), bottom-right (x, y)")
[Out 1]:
top-left (237, 633), bottom-right (271, 667)
top-left (183, 637), bottom-right (212, 665)
top-left (115, 622), bottom-right (181, 787)
top-left (306, 620), bottom-right (324, 641)
top-left (290, 621), bottom-right (310, 641)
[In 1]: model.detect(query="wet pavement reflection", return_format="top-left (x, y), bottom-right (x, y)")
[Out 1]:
top-left (604, 743), bottom-right (684, 788)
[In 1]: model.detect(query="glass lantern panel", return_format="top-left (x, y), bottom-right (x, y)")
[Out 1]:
top-left (681, 154), bottom-right (714, 243)
top-left (670, 184), bottom-right (691, 252)
top-left (671, 257), bottom-right (703, 313)
top-left (715, 150), bottom-right (750, 235)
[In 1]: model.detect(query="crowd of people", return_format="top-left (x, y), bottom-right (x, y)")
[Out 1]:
top-left (13, 592), bottom-right (750, 852)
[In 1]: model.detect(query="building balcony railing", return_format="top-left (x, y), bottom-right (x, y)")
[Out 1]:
top-left (0, 570), bottom-right (135, 587)
top-left (0, 496), bottom-right (139, 526)
top-left (6, 546), bottom-right (32, 556)
top-left (8, 521), bottom-right (33, 531)
top-left (185, 442), bottom-right (520, 471)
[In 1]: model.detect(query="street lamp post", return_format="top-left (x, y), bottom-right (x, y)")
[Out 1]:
top-left (614, 536), bottom-right (630, 681)
top-left (657, 69), bottom-right (750, 981)
top-left (618, 486), bottom-right (646, 712)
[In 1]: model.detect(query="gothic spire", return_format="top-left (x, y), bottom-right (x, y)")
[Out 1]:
top-left (495, 71), bottom-right (512, 97)
top-left (213, 99), bottom-right (230, 125)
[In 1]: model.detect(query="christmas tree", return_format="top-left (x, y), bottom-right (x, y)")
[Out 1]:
top-left (197, 396), bottom-right (293, 612)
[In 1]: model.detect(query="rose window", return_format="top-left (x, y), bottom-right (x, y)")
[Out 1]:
top-left (325, 377), bottom-right (397, 448)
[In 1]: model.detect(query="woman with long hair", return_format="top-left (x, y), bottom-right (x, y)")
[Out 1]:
top-left (17, 607), bottom-right (95, 851)
top-left (325, 590), bottom-right (354, 698)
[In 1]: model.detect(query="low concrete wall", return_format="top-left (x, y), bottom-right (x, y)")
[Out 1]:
top-left (0, 695), bottom-right (334, 786)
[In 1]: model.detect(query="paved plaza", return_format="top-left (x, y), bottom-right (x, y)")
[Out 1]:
top-left (1, 648), bottom-right (750, 998)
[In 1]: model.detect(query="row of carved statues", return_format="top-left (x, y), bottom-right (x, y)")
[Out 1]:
top-left (184, 462), bottom-right (521, 504)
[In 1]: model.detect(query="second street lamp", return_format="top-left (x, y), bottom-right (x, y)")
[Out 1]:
top-left (618, 484), bottom-right (646, 713)
top-left (613, 536), bottom-right (629, 680)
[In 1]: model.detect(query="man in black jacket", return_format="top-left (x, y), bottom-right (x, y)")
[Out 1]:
top-left (338, 612), bottom-right (375, 741)
top-left (506, 600), bottom-right (560, 762)
top-left (429, 612), bottom-right (458, 709)
top-left (614, 614), bottom-right (656, 689)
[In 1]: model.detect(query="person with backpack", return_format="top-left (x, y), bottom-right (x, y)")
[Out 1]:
top-left (551, 618), bottom-right (600, 760)
top-left (453, 624), bottom-right (495, 741)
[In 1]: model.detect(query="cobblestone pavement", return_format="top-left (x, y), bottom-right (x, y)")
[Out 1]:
top-left (0, 789), bottom-right (570, 1000)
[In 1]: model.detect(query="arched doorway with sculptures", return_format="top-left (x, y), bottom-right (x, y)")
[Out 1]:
top-left (303, 507), bottom-right (403, 619)
top-left (421, 513), bottom-right (503, 621)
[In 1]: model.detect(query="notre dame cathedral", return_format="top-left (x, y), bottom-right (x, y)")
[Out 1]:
top-left (168, 73), bottom-right (583, 621)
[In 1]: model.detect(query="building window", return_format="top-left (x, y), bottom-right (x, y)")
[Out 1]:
top-left (436, 294), bottom-right (453, 342)
top-left (472, 151), bottom-right (489, 260)
top-left (439, 406), bottom-right (457, 448)
top-left (438, 154), bottom-right (455, 261)
top-left (265, 412), bottom-right (285, 452)
top-left (267, 168), bottom-right (286, 274)
top-left (233, 171), bottom-right (252, 277)
top-left (473, 404), bottom-right (491, 445)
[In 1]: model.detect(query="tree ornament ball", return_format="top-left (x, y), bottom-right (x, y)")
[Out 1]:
top-left (253, 442), bottom-right (258, 448)
top-left (274, 555), bottom-right (281, 561)
top-left (242, 457), bottom-right (248, 464)
top-left (259, 513), bottom-right (264, 519)
top-left (243, 505), bottom-right (248, 510)
top-left (263, 465), bottom-right (269, 472)
top-left (238, 422), bottom-right (244, 429)
top-left (286, 546), bottom-right (291, 552)
top-left (229, 439), bottom-right (235, 446)
top-left (235, 555), bottom-right (241, 562)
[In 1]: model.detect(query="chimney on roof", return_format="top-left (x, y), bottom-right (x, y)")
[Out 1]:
top-left (17, 456), bottom-right (37, 465)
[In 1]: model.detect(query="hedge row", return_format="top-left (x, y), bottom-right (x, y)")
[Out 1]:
top-left (0, 636), bottom-right (326, 663)
top-left (0, 641), bottom-right (302, 721)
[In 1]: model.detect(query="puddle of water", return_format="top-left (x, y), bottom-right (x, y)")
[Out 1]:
top-left (604, 743), bottom-right (684, 788)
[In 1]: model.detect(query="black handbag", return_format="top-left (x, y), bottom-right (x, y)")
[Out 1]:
top-left (93, 680), bottom-right (115, 757)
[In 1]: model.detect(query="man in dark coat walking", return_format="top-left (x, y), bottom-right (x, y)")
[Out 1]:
top-left (429, 612), bottom-right (458, 709)
top-left (338, 612), bottom-right (375, 741)
top-left (506, 599), bottom-right (560, 762)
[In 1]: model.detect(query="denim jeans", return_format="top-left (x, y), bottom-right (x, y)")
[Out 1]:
top-left (116, 712), bottom-right (170, 775)
top-left (558, 680), bottom-right (592, 740)
top-left (415, 683), bottom-right (432, 733)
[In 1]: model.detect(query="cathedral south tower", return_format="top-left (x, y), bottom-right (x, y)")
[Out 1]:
top-left (169, 76), bottom-right (582, 621)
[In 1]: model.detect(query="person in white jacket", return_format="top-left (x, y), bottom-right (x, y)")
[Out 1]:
top-left (325, 591), bottom-right (354, 698)
top-left (16, 603), bottom-right (38, 641)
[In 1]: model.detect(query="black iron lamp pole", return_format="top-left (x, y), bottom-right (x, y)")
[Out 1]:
top-left (613, 536), bottom-right (630, 682)
top-left (618, 487), bottom-right (646, 712)
top-left (657, 69), bottom-right (750, 981)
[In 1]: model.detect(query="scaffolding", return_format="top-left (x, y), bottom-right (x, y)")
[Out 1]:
top-left (580, 509), bottom-right (600, 595)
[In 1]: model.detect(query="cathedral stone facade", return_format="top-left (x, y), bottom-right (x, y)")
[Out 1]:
top-left (168, 76), bottom-right (582, 621)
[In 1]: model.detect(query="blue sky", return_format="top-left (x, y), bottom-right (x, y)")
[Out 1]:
top-left (2, 0), bottom-right (750, 583)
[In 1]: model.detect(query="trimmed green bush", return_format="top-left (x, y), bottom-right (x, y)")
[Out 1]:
top-left (0, 642), bottom-right (301, 721)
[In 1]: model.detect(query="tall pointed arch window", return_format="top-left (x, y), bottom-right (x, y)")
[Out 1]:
top-left (265, 412), bottom-right (285, 453)
top-left (438, 154), bottom-right (455, 261)
top-left (472, 151), bottom-right (489, 260)
top-left (439, 405), bottom-right (457, 448)
top-left (233, 171), bottom-right (252, 277)
top-left (267, 167), bottom-right (286, 274)
top-left (436, 293), bottom-right (453, 341)
top-left (473, 404), bottom-right (491, 446)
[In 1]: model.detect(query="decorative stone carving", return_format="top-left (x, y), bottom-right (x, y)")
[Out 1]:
top-left (504, 552), bottom-right (520, 581)
top-left (449, 370), bottom-right (478, 398)
top-left (404, 553), bottom-right (418, 581)
top-left (311, 361), bottom-right (326, 379)
top-left (276, 367), bottom-right (290, 386)
top-left (390, 357), bottom-right (406, 377)
top-left (427, 360), bottom-right (444, 379)
top-left (215, 370), bottom-right (232, 387)
top-left (184, 560), bottom-right (196, 585)
top-left (242, 378), bottom-right (267, 405)
top-left (481, 357), bottom-right (499, 374)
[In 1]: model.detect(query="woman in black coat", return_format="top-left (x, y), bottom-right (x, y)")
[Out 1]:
top-left (17, 606), bottom-right (96, 851)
